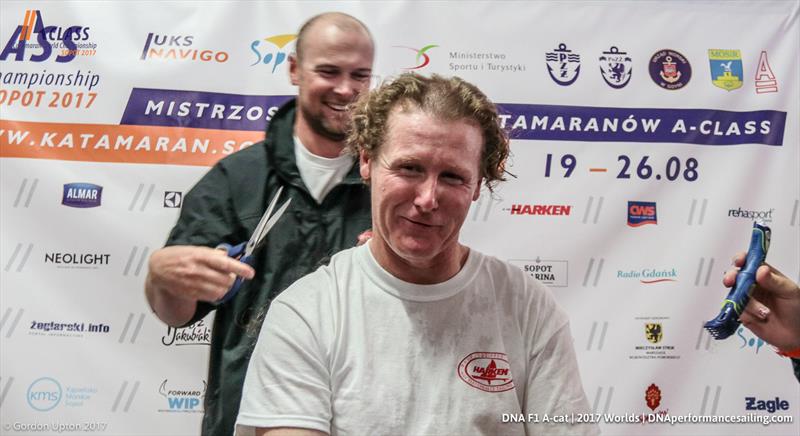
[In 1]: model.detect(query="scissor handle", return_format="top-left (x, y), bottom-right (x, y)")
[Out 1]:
top-left (211, 241), bottom-right (253, 306)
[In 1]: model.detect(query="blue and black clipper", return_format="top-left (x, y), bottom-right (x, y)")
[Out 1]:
top-left (704, 221), bottom-right (771, 340)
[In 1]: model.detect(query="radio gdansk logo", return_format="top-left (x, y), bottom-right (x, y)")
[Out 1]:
top-left (250, 34), bottom-right (296, 71)
top-left (728, 206), bottom-right (773, 222)
top-left (457, 352), bottom-right (514, 393)
top-left (29, 320), bottom-right (110, 337)
top-left (627, 201), bottom-right (656, 227)
top-left (617, 268), bottom-right (677, 284)
top-left (0, 9), bottom-right (93, 63)
top-left (158, 380), bottom-right (205, 413)
top-left (161, 319), bottom-right (211, 346)
top-left (745, 396), bottom-right (789, 414)
top-left (62, 183), bottom-right (102, 208)
top-left (506, 204), bottom-right (571, 216)
top-left (509, 258), bottom-right (568, 287)
top-left (140, 33), bottom-right (228, 63)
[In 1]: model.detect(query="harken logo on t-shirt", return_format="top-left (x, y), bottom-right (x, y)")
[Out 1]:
top-left (457, 352), bottom-right (514, 393)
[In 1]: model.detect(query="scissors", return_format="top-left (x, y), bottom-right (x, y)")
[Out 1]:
top-left (212, 186), bottom-right (292, 306)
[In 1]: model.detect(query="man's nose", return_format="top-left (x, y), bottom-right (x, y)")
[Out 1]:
top-left (414, 177), bottom-right (439, 212)
top-left (333, 77), bottom-right (359, 99)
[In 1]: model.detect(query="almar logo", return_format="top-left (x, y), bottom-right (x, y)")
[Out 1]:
top-left (395, 44), bottom-right (438, 70)
top-left (0, 9), bottom-right (92, 63)
top-left (62, 183), bottom-right (102, 208)
top-left (250, 34), bottom-right (296, 72)
top-left (27, 377), bottom-right (62, 411)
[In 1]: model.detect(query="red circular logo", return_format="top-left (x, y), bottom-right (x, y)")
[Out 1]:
top-left (457, 352), bottom-right (515, 393)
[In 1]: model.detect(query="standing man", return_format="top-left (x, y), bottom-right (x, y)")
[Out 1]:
top-left (144, 12), bottom-right (375, 436)
top-left (237, 74), bottom-right (598, 435)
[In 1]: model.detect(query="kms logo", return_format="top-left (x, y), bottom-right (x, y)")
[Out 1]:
top-left (158, 380), bottom-right (205, 412)
top-left (0, 10), bottom-right (89, 63)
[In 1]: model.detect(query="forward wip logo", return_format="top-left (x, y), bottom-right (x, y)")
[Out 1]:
top-left (457, 352), bottom-right (514, 393)
top-left (394, 44), bottom-right (438, 70)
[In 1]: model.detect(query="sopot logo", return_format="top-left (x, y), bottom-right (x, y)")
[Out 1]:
top-left (140, 33), bottom-right (228, 63)
top-left (158, 380), bottom-right (206, 413)
top-left (736, 326), bottom-right (765, 354)
top-left (0, 9), bottom-right (94, 63)
top-left (394, 44), bottom-right (438, 70)
top-left (27, 377), bottom-right (62, 411)
top-left (250, 34), bottom-right (296, 71)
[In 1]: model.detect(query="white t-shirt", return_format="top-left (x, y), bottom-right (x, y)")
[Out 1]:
top-left (294, 136), bottom-right (354, 204)
top-left (237, 243), bottom-right (598, 436)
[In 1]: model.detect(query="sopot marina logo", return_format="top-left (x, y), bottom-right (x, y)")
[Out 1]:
top-left (627, 201), bottom-right (656, 227)
top-left (649, 49), bottom-right (691, 90)
top-left (599, 46), bottom-right (632, 89)
top-left (44, 252), bottom-right (110, 269)
top-left (29, 320), bottom-right (110, 338)
top-left (728, 206), bottom-right (773, 223)
top-left (545, 43), bottom-right (580, 86)
top-left (250, 34), bottom-right (296, 72)
top-left (140, 33), bottom-right (228, 63)
top-left (709, 49), bottom-right (743, 91)
top-left (161, 319), bottom-right (211, 346)
top-left (164, 191), bottom-right (182, 208)
top-left (745, 397), bottom-right (790, 414)
top-left (158, 380), bottom-right (205, 413)
top-left (509, 258), bottom-right (568, 287)
top-left (62, 183), bottom-right (102, 208)
top-left (0, 9), bottom-right (94, 63)
top-left (395, 44), bottom-right (438, 70)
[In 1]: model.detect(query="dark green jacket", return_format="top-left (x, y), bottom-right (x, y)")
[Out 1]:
top-left (166, 100), bottom-right (371, 436)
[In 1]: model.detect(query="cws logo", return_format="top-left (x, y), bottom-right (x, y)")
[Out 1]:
top-left (161, 319), bottom-right (211, 346)
top-left (506, 204), bottom-right (571, 216)
top-left (395, 44), bottom-right (438, 70)
top-left (545, 43), bottom-right (580, 86)
top-left (250, 34), bottom-right (296, 71)
top-left (631, 317), bottom-right (679, 360)
top-left (509, 258), bottom-right (568, 287)
top-left (0, 9), bottom-right (92, 63)
top-left (158, 380), bottom-right (205, 413)
top-left (140, 33), bottom-right (228, 63)
top-left (745, 397), bottom-right (789, 414)
top-left (62, 183), bottom-right (102, 208)
top-left (599, 46), bottom-right (632, 89)
top-left (457, 352), bottom-right (514, 393)
top-left (709, 49), bottom-right (743, 91)
top-left (627, 201), bottom-right (656, 227)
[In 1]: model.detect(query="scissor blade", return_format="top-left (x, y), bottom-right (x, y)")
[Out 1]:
top-left (245, 186), bottom-right (285, 253)
top-left (246, 198), bottom-right (291, 256)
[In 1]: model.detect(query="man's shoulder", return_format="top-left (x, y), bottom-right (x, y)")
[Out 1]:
top-left (272, 245), bottom-right (362, 306)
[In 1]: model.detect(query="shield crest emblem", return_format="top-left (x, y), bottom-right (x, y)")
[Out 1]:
top-left (599, 46), bottom-right (632, 89)
top-left (709, 49), bottom-right (743, 91)
top-left (645, 323), bottom-right (663, 344)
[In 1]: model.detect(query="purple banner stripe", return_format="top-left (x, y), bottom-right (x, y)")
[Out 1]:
top-left (120, 88), bottom-right (293, 132)
top-left (497, 104), bottom-right (785, 146)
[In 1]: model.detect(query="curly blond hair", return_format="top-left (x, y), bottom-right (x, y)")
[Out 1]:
top-left (346, 73), bottom-right (509, 191)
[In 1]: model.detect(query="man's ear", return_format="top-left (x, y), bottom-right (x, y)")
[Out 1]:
top-left (288, 53), bottom-right (299, 86)
top-left (359, 150), bottom-right (372, 182)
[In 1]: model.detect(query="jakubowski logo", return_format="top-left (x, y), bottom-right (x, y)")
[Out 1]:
top-left (62, 183), bottom-right (102, 208)
top-left (394, 44), bottom-right (438, 70)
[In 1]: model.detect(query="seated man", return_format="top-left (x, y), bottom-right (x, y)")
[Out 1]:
top-left (236, 74), bottom-right (598, 435)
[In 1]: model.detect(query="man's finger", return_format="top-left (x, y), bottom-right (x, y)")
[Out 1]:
top-left (742, 296), bottom-right (770, 321)
top-left (755, 263), bottom-right (794, 295)
top-left (204, 249), bottom-right (255, 279)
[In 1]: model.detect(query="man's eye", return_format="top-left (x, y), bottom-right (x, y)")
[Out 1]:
top-left (317, 69), bottom-right (338, 77)
top-left (442, 173), bottom-right (464, 184)
top-left (398, 165), bottom-right (422, 174)
top-left (352, 73), bottom-right (371, 82)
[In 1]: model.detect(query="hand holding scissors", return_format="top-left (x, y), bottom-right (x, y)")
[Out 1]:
top-left (212, 186), bottom-right (291, 305)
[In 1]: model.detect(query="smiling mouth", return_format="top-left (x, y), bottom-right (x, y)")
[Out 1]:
top-left (404, 217), bottom-right (437, 228)
top-left (325, 102), bottom-right (348, 112)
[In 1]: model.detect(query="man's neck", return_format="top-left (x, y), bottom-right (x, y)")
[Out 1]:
top-left (294, 119), bottom-right (345, 158)
top-left (369, 240), bottom-right (470, 285)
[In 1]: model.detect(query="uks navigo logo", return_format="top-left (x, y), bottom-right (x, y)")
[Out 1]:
top-left (27, 377), bottom-right (62, 411)
top-left (140, 33), bottom-right (228, 63)
top-left (0, 9), bottom-right (91, 63)
top-left (250, 34), bottom-right (296, 71)
top-left (62, 183), bottom-right (102, 208)
top-left (158, 380), bottom-right (205, 413)
top-left (545, 43), bottom-right (580, 86)
top-left (394, 44), bottom-right (438, 70)
top-left (599, 46), bottom-right (632, 89)
top-left (627, 201), bottom-right (656, 227)
top-left (457, 352), bottom-right (514, 393)
top-left (708, 49), bottom-right (743, 91)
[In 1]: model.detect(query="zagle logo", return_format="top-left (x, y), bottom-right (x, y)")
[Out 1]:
top-left (62, 183), bottom-right (102, 208)
top-left (140, 33), bottom-right (228, 63)
top-left (708, 49), bottom-right (743, 91)
top-left (0, 9), bottom-right (91, 63)
top-left (649, 49), bottom-right (691, 90)
top-left (645, 323), bottom-right (662, 344)
top-left (627, 201), bottom-right (657, 227)
top-left (457, 352), bottom-right (514, 393)
top-left (745, 397), bottom-right (789, 414)
top-left (394, 44), bottom-right (438, 70)
top-left (508, 204), bottom-right (571, 216)
top-left (545, 43), bottom-right (580, 86)
top-left (249, 34), bottom-right (296, 71)
top-left (599, 46), bottom-right (632, 89)
top-left (645, 383), bottom-right (662, 411)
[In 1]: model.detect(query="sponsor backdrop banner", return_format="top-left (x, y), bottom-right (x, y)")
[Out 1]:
top-left (1, 1), bottom-right (798, 435)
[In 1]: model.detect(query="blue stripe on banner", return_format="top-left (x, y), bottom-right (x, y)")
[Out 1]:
top-left (120, 88), bottom-right (293, 132)
top-left (497, 104), bottom-right (786, 146)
